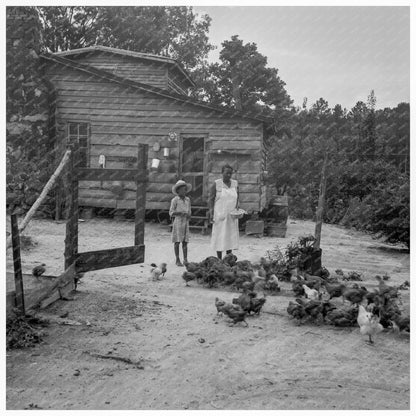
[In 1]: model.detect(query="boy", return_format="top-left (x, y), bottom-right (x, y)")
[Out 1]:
top-left (169, 180), bottom-right (192, 266)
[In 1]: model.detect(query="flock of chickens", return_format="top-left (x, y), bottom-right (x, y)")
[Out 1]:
top-left (150, 254), bottom-right (410, 343)
top-left (288, 273), bottom-right (410, 344)
top-left (181, 254), bottom-right (281, 293)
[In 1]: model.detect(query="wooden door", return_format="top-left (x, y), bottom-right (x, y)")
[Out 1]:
top-left (179, 136), bottom-right (206, 206)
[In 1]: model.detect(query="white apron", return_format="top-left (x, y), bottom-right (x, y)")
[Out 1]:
top-left (211, 179), bottom-right (239, 252)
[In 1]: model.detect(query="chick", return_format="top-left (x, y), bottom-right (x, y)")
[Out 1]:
top-left (182, 271), bottom-right (196, 286)
top-left (215, 297), bottom-right (227, 315)
top-left (357, 304), bottom-right (383, 344)
top-left (150, 263), bottom-right (167, 281)
top-left (302, 284), bottom-right (320, 301)
top-left (32, 263), bottom-right (46, 280)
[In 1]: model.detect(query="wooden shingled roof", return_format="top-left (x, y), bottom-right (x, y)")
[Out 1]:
top-left (41, 52), bottom-right (273, 125)
top-left (54, 45), bottom-right (195, 88)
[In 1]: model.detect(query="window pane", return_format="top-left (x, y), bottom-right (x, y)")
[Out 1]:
top-left (68, 123), bottom-right (78, 135)
top-left (78, 123), bottom-right (88, 136)
top-left (79, 137), bottom-right (88, 148)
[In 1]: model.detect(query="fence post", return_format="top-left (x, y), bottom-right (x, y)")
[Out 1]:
top-left (64, 144), bottom-right (79, 270)
top-left (11, 213), bottom-right (25, 314)
top-left (135, 144), bottom-right (148, 246)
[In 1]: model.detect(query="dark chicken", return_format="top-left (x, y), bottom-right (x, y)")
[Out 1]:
top-left (32, 263), bottom-right (46, 280)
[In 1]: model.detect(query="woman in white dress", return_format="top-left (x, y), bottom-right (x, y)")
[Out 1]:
top-left (209, 164), bottom-right (239, 259)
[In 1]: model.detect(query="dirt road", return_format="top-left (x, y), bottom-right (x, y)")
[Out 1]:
top-left (6, 218), bottom-right (410, 410)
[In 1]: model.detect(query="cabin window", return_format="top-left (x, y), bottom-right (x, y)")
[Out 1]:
top-left (67, 122), bottom-right (90, 167)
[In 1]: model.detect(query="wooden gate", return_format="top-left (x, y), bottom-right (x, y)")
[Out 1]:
top-left (64, 143), bottom-right (148, 273)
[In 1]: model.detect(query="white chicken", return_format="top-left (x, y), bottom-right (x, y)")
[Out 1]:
top-left (150, 263), bottom-right (167, 281)
top-left (357, 304), bottom-right (383, 344)
top-left (302, 284), bottom-right (320, 301)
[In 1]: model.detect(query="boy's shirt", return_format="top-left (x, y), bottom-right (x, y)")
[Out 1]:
top-left (169, 196), bottom-right (191, 218)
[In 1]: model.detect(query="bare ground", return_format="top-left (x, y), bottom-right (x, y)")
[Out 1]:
top-left (5, 217), bottom-right (410, 410)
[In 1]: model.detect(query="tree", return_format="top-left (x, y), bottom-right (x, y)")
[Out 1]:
top-left (197, 35), bottom-right (292, 116)
top-left (36, 7), bottom-right (101, 52)
top-left (36, 6), bottom-right (214, 72)
top-left (363, 90), bottom-right (377, 159)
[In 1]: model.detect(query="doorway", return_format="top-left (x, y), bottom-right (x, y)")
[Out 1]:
top-left (180, 136), bottom-right (205, 205)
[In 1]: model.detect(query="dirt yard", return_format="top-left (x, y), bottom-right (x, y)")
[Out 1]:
top-left (6, 217), bottom-right (410, 410)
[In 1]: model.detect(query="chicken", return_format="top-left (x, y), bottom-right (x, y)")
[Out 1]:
top-left (205, 269), bottom-right (218, 288)
top-left (324, 282), bottom-right (346, 300)
top-left (389, 314), bottom-right (410, 333)
top-left (303, 273), bottom-right (323, 290)
top-left (185, 262), bottom-right (200, 273)
top-left (201, 256), bottom-right (221, 269)
top-left (235, 260), bottom-right (253, 272)
top-left (375, 276), bottom-right (399, 300)
top-left (257, 266), bottom-right (267, 278)
top-left (233, 276), bottom-right (245, 291)
top-left (223, 253), bottom-right (237, 267)
top-left (242, 281), bottom-right (255, 293)
top-left (223, 305), bottom-right (248, 326)
top-left (378, 299), bottom-right (402, 328)
top-left (302, 284), bottom-right (320, 301)
top-left (249, 296), bottom-right (267, 315)
top-left (150, 263), bottom-right (167, 280)
top-left (287, 301), bottom-right (307, 325)
top-left (343, 286), bottom-right (368, 305)
top-left (215, 297), bottom-right (227, 315)
top-left (265, 274), bottom-right (280, 292)
top-left (292, 280), bottom-right (305, 297)
top-left (365, 291), bottom-right (382, 307)
top-left (321, 301), bottom-right (338, 319)
top-left (194, 267), bottom-right (206, 283)
top-left (357, 304), bottom-right (383, 344)
top-left (325, 306), bottom-right (358, 327)
top-left (182, 271), bottom-right (196, 286)
top-left (32, 263), bottom-right (46, 280)
top-left (223, 271), bottom-right (236, 285)
top-left (73, 272), bottom-right (84, 290)
top-left (295, 298), bottom-right (324, 323)
top-left (232, 292), bottom-right (256, 312)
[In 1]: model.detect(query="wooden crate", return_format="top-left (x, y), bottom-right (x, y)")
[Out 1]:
top-left (245, 220), bottom-right (264, 235)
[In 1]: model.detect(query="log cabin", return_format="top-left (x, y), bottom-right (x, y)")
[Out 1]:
top-left (41, 46), bottom-right (273, 223)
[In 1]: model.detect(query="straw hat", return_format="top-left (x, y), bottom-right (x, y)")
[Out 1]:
top-left (172, 180), bottom-right (192, 195)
